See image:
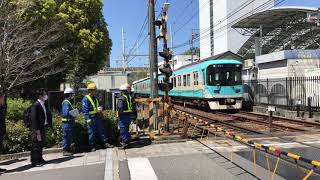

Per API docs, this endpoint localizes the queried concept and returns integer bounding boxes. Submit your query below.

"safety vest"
[86,95,99,115]
[61,99,73,122]
[122,94,133,113]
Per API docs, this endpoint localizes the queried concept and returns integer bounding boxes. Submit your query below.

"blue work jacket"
[81,95,99,121]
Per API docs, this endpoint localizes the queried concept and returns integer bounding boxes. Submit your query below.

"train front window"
[207,64,242,86]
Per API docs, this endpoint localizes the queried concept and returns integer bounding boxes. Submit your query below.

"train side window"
[173,77,177,87]
[187,74,191,86]
[183,75,187,87]
[178,75,181,86]
[193,71,199,85]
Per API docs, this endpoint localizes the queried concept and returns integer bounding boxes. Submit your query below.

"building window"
[178,75,181,87]
[187,74,191,86]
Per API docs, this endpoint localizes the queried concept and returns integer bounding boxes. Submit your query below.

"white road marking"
[128,158,158,180]
[104,149,113,180]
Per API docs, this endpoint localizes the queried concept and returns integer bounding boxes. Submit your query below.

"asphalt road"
[0,164,105,180]
[119,153,248,180]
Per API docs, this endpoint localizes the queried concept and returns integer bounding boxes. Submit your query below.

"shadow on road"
[3,155,83,174]
[0,158,27,166]
[128,138,152,149]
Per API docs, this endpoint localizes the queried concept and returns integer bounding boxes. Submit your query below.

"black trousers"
[0,133,3,154]
[31,129,45,164]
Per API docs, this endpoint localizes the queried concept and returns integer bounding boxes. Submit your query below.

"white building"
[86,72,128,91]
[199,0,274,59]
[256,50,320,79]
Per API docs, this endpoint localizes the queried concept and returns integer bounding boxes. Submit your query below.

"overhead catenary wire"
[173,0,286,53]
[173,0,260,50]
[127,0,165,64]
[173,0,210,36]
[171,0,195,26]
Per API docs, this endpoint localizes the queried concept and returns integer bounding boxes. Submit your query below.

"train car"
[133,59,243,110]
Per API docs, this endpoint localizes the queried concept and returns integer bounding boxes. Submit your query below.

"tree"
[0,0,112,119]
[32,0,112,89]
[182,47,200,57]
[0,0,65,95]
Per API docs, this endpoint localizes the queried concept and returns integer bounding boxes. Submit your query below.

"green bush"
[45,113,63,148]
[2,98,119,154]
[3,111,118,154]
[6,98,32,121]
[3,121,32,153]
[102,111,119,144]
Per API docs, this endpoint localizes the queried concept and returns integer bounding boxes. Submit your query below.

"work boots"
[89,145,96,152]
[119,142,129,149]
[63,150,74,156]
[105,143,115,148]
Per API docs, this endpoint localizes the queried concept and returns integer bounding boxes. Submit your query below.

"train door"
[193,71,195,97]
[193,71,198,98]
[201,69,205,98]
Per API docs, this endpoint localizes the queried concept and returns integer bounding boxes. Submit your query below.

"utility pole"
[157,2,173,132]
[170,24,174,70]
[190,29,198,63]
[122,28,127,72]
[149,0,159,131]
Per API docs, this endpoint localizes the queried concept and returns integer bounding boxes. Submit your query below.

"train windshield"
[207,64,242,86]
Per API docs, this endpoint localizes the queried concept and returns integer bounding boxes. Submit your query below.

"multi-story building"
[199,0,274,59]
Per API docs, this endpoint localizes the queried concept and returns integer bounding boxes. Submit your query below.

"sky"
[103,0,320,68]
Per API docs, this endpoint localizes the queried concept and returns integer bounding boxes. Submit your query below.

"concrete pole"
[122,28,126,72]
[149,0,159,131]
[191,31,194,63]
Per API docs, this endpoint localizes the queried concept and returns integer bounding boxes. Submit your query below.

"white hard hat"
[119,84,129,91]
[64,88,74,94]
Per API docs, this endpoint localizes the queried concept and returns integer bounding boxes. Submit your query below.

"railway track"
[172,104,320,135]
[170,104,320,178]
[239,111,320,130]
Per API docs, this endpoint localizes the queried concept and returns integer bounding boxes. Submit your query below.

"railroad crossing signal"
[156,2,173,92]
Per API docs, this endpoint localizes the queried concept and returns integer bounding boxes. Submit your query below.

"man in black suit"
[0,91,7,172]
[30,89,52,167]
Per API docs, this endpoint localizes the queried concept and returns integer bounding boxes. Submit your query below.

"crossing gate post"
[182,116,188,138]
[135,98,162,133]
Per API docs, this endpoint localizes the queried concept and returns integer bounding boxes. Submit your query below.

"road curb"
[0,148,63,160]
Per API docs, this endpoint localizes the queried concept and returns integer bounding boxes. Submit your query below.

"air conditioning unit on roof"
[244,59,254,68]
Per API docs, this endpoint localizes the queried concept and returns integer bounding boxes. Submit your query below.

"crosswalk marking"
[128,158,158,180]
[104,149,113,180]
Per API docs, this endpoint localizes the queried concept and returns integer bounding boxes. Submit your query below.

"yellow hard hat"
[87,83,97,90]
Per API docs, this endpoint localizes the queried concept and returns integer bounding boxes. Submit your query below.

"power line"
[174,0,286,52]
[173,0,210,36]
[171,0,195,26]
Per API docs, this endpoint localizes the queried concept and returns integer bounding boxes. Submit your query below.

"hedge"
[6,98,32,121]
[2,98,119,154]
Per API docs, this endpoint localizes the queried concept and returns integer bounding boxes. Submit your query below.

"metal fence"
[243,77,320,111]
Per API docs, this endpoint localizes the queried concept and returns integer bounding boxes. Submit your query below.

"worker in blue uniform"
[117,84,137,149]
[82,83,114,151]
[61,88,78,156]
